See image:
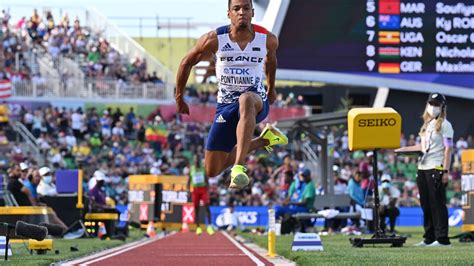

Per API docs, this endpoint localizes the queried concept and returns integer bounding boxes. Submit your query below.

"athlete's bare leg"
[204,136,268,177]
[234,92,263,165]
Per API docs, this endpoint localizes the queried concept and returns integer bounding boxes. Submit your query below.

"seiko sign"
[358,118,397,127]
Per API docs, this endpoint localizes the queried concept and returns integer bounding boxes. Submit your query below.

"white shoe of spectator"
[413,241,429,247]
[426,241,451,247]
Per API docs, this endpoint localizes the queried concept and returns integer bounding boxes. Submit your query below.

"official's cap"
[427,93,446,106]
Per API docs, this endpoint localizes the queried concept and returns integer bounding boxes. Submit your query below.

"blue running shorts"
[206,98,269,152]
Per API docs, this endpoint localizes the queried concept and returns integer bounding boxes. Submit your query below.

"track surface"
[74,232,273,266]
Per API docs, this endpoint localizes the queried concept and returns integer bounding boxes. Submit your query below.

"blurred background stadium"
[0,0,473,239]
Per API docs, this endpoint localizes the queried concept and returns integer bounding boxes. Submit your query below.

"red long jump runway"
[68,232,273,266]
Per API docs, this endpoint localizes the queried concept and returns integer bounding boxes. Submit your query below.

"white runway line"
[222,231,265,266]
[62,233,173,265]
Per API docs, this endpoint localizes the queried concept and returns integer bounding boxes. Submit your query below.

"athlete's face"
[228,0,254,29]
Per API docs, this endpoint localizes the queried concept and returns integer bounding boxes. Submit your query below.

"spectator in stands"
[455,137,468,157]
[100,110,112,139]
[71,108,84,140]
[65,130,77,148]
[19,162,29,182]
[296,95,305,105]
[45,11,54,33]
[333,167,349,195]
[276,170,293,200]
[87,170,102,191]
[378,174,401,234]
[7,165,34,206]
[60,36,72,55]
[274,169,315,220]
[31,109,44,138]
[448,181,462,207]
[150,161,161,175]
[2,9,11,28]
[89,132,102,153]
[271,155,294,192]
[112,121,125,141]
[37,166,58,196]
[61,13,69,29]
[23,168,40,201]
[125,107,136,135]
[22,109,34,132]
[16,16,26,30]
[216,205,241,232]
[348,171,364,207]
[6,165,68,231]
[112,108,123,125]
[148,71,162,84]
[323,168,350,233]
[340,163,352,182]
[88,171,109,210]
[348,171,364,227]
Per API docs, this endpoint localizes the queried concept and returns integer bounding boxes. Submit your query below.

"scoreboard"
[276,0,474,91]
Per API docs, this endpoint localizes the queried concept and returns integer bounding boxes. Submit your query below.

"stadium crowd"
[0,8,164,92]
[1,9,37,84]
[2,103,470,213]
[23,8,163,84]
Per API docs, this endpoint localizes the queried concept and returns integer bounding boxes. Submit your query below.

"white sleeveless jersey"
[215,24,268,104]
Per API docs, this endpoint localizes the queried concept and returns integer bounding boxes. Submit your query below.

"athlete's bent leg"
[234,92,263,165]
[205,150,230,177]
[225,137,268,167]
[228,93,264,189]
[205,137,269,178]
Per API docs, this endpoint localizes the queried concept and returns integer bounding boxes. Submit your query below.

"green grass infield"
[2,228,145,266]
[239,227,474,265]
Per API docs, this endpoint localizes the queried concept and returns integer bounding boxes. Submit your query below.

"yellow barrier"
[28,239,53,251]
[84,213,119,220]
[0,206,53,215]
[76,169,84,209]
[267,209,276,257]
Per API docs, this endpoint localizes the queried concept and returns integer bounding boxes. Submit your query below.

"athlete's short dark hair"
[228,0,253,9]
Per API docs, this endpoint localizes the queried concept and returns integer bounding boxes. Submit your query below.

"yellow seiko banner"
[348,107,402,151]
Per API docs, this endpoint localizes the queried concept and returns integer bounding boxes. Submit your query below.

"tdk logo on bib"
[221,43,234,51]
[224,68,250,75]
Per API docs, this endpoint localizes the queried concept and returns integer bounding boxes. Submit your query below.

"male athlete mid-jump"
[176,0,287,189]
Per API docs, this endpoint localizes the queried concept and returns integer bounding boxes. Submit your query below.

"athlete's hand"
[267,89,277,104]
[176,98,190,115]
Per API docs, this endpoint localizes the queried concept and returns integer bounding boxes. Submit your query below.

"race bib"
[193,173,205,184]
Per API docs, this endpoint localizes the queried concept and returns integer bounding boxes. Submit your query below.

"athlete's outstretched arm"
[176,31,217,114]
[265,32,279,104]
